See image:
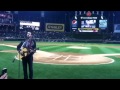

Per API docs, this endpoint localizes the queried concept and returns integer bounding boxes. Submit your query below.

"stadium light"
[101,16,103,19]
[74,11,78,20]
[75,16,77,19]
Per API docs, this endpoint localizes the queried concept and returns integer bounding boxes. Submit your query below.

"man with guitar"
[17,32,36,79]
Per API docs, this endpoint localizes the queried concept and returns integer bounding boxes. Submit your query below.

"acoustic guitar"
[17,47,39,59]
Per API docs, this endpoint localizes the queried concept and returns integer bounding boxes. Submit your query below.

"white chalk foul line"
[52,55,63,61]
[64,55,71,61]
[0,44,17,48]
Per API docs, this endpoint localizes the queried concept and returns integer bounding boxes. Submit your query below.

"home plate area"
[31,50,114,65]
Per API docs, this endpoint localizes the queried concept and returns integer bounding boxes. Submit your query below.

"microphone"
[13,58,15,63]
[12,56,16,63]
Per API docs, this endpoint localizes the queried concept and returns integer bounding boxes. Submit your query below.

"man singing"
[17,32,36,79]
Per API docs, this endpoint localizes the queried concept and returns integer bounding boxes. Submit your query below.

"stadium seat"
[0,68,8,79]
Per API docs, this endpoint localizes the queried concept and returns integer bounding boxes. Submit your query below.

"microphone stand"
[18,50,21,79]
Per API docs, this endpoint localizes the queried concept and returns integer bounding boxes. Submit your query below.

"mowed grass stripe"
[0,46,16,51]
[46,46,67,52]
[60,47,93,54]
[42,46,65,52]
[62,45,108,54]
[78,48,93,54]
[88,46,103,54]
[90,46,117,54]
[48,46,92,53]
[44,45,93,54]
[46,46,92,54]
[98,47,119,54]
[59,47,79,53]
[105,48,120,53]
[40,45,63,50]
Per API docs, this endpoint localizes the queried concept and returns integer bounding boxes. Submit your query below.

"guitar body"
[17,48,39,60]
[17,48,29,59]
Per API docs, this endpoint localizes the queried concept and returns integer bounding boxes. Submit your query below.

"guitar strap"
[20,41,26,50]
[20,39,30,50]
[29,39,32,49]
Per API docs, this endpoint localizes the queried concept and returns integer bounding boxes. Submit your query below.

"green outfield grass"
[0,41,120,79]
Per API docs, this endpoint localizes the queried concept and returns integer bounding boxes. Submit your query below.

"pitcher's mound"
[66,46,91,49]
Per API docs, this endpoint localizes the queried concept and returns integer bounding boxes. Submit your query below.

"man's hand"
[20,51,23,54]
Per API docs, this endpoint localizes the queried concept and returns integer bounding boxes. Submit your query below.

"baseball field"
[1,41,120,79]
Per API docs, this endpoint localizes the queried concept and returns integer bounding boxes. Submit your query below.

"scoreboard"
[71,11,108,32]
